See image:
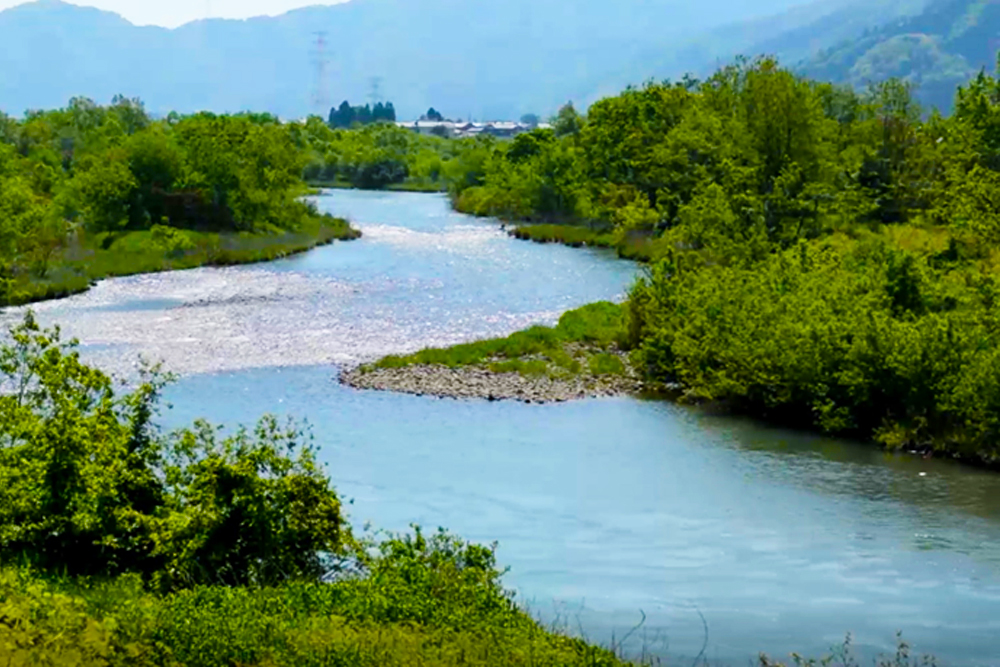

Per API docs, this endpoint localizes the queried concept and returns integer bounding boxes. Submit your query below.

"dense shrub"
[0,314,348,587]
[629,235,1000,463]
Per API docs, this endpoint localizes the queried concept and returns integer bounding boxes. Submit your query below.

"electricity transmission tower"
[310,32,332,118]
[368,76,384,106]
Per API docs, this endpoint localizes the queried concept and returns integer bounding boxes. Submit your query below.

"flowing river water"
[7,190,1000,665]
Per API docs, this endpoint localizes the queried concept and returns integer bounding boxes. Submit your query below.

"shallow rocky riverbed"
[340,363,645,403]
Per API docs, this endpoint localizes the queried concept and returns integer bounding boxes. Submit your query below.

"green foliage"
[509,223,615,249]
[553,102,584,137]
[372,302,628,382]
[0,528,627,666]
[0,97,362,305]
[296,120,458,191]
[630,230,1000,464]
[440,55,1000,462]
[0,314,349,587]
[329,100,397,128]
[0,317,630,666]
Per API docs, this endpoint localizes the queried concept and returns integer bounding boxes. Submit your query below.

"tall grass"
[510,224,616,249]
[0,541,630,667]
[5,216,359,307]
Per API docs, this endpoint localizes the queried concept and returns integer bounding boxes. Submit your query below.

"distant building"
[395,119,550,139]
[395,120,457,137]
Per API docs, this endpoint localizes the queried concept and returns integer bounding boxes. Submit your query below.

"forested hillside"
[0,0,878,120]
[589,0,928,106]
[801,0,1000,112]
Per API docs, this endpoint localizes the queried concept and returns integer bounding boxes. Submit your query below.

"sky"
[0,0,349,27]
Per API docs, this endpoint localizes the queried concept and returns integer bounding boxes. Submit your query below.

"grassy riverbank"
[376,301,626,374]
[505,223,671,262]
[4,215,360,307]
[307,179,446,193]
[345,302,648,403]
[1,559,626,667]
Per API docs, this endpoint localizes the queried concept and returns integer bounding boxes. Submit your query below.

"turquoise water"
[14,191,1000,665]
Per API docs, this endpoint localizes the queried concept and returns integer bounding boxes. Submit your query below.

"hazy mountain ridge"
[1,0,987,119]
[585,0,929,106]
[0,0,867,120]
[798,0,1000,111]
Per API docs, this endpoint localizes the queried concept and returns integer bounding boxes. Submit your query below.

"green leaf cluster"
[441,55,1000,461]
[295,118,462,191]
[0,314,348,589]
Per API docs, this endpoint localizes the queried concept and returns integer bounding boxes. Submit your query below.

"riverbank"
[4,215,360,307]
[306,179,445,193]
[341,302,656,403]
[450,190,662,261]
[507,223,666,262]
[2,563,630,667]
[341,346,644,403]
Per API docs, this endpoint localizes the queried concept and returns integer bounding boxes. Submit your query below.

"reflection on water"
[7,190,1000,665]
[161,368,1000,666]
[692,408,1000,537]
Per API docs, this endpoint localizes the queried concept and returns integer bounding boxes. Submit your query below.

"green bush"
[0,314,349,587]
[630,236,1000,463]
[375,302,625,373]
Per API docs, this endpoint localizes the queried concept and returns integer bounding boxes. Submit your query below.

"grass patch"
[510,224,616,249]
[371,302,629,380]
[588,353,626,376]
[0,529,631,667]
[307,179,446,193]
[507,224,677,263]
[4,215,360,307]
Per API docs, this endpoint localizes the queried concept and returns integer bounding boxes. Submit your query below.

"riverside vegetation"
[0,314,936,666]
[374,55,1000,468]
[342,302,647,403]
[0,313,630,667]
[0,74,957,665]
[0,98,359,306]
[298,117,466,192]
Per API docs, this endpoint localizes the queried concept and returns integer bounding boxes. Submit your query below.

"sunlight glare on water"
[0,191,637,376]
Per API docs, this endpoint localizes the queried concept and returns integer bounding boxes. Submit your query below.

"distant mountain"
[0,0,875,120]
[582,0,929,106]
[797,0,1000,112]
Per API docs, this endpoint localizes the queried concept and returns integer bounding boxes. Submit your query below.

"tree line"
[0,96,353,303]
[444,55,1000,465]
[328,100,398,128]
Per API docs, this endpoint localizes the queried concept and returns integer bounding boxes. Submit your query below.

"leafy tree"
[70,148,137,232]
[0,313,349,588]
[552,102,584,137]
[330,100,356,129]
[520,113,540,127]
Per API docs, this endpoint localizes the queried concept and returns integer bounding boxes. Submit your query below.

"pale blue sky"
[0,0,348,27]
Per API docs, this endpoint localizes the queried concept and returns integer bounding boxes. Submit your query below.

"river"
[9,190,1000,665]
